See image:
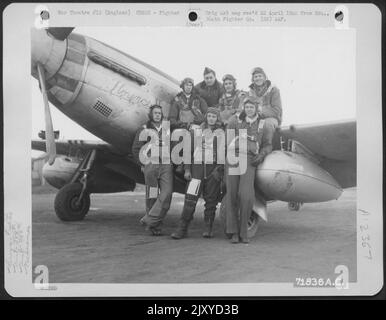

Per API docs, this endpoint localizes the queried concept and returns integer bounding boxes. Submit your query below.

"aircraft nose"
[31,28,67,80]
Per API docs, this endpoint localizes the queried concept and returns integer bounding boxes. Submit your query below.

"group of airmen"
[132,66,282,243]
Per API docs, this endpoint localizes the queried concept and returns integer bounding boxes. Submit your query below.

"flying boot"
[171,219,189,239]
[202,214,215,238]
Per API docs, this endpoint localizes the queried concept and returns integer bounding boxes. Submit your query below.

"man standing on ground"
[171,107,225,240]
[132,105,173,236]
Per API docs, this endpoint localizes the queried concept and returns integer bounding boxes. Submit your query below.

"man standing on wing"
[132,105,173,236]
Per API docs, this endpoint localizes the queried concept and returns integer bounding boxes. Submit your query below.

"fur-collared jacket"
[169,92,208,130]
[194,80,224,108]
[227,114,273,158]
[218,90,247,124]
[248,80,282,124]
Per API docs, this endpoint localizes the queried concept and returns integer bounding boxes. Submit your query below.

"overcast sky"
[32,26,355,144]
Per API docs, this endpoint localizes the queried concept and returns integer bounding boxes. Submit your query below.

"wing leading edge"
[279,119,356,161]
[31,139,122,156]
[279,119,356,188]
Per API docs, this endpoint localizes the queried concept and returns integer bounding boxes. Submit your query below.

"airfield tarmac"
[32,186,356,283]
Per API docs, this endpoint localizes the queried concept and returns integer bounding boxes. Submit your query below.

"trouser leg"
[180,193,200,223]
[172,193,198,239]
[202,165,221,237]
[145,186,157,214]
[238,159,256,240]
[203,172,221,238]
[171,193,198,239]
[203,165,221,220]
[181,164,203,221]
[146,164,173,229]
[171,165,203,239]
[141,164,158,225]
[225,166,240,236]
[262,117,278,145]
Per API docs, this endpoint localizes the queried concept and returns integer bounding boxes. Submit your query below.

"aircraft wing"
[31,138,188,193]
[279,119,356,188]
[31,139,123,156]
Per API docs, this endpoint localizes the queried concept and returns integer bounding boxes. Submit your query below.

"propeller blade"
[37,63,56,165]
[46,27,74,41]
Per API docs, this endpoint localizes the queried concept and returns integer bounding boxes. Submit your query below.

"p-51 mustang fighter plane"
[31,27,356,237]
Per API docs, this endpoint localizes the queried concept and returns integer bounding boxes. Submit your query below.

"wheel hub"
[70,196,82,211]
[248,213,258,229]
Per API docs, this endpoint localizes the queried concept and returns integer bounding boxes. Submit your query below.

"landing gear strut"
[54,150,96,221]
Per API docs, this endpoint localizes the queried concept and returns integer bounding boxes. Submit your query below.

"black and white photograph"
[3,3,383,298]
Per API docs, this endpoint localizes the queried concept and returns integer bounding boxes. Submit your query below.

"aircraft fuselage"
[32,29,180,154]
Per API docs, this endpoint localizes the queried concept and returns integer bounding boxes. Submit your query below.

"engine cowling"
[256,151,342,203]
[43,156,80,189]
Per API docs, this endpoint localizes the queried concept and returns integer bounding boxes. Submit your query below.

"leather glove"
[251,154,265,167]
[211,166,224,181]
[189,124,201,131]
[175,164,185,174]
[184,169,192,181]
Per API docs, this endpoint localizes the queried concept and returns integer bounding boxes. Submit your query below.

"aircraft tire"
[219,199,261,238]
[54,182,90,221]
[247,212,260,238]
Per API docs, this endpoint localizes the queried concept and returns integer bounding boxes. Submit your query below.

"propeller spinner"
[46,27,74,41]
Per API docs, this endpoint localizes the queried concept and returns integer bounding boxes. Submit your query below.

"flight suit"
[169,92,208,173]
[142,163,173,230]
[171,122,225,239]
[169,92,208,130]
[248,80,282,140]
[179,164,223,231]
[225,115,272,241]
[218,90,246,125]
[132,121,173,234]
